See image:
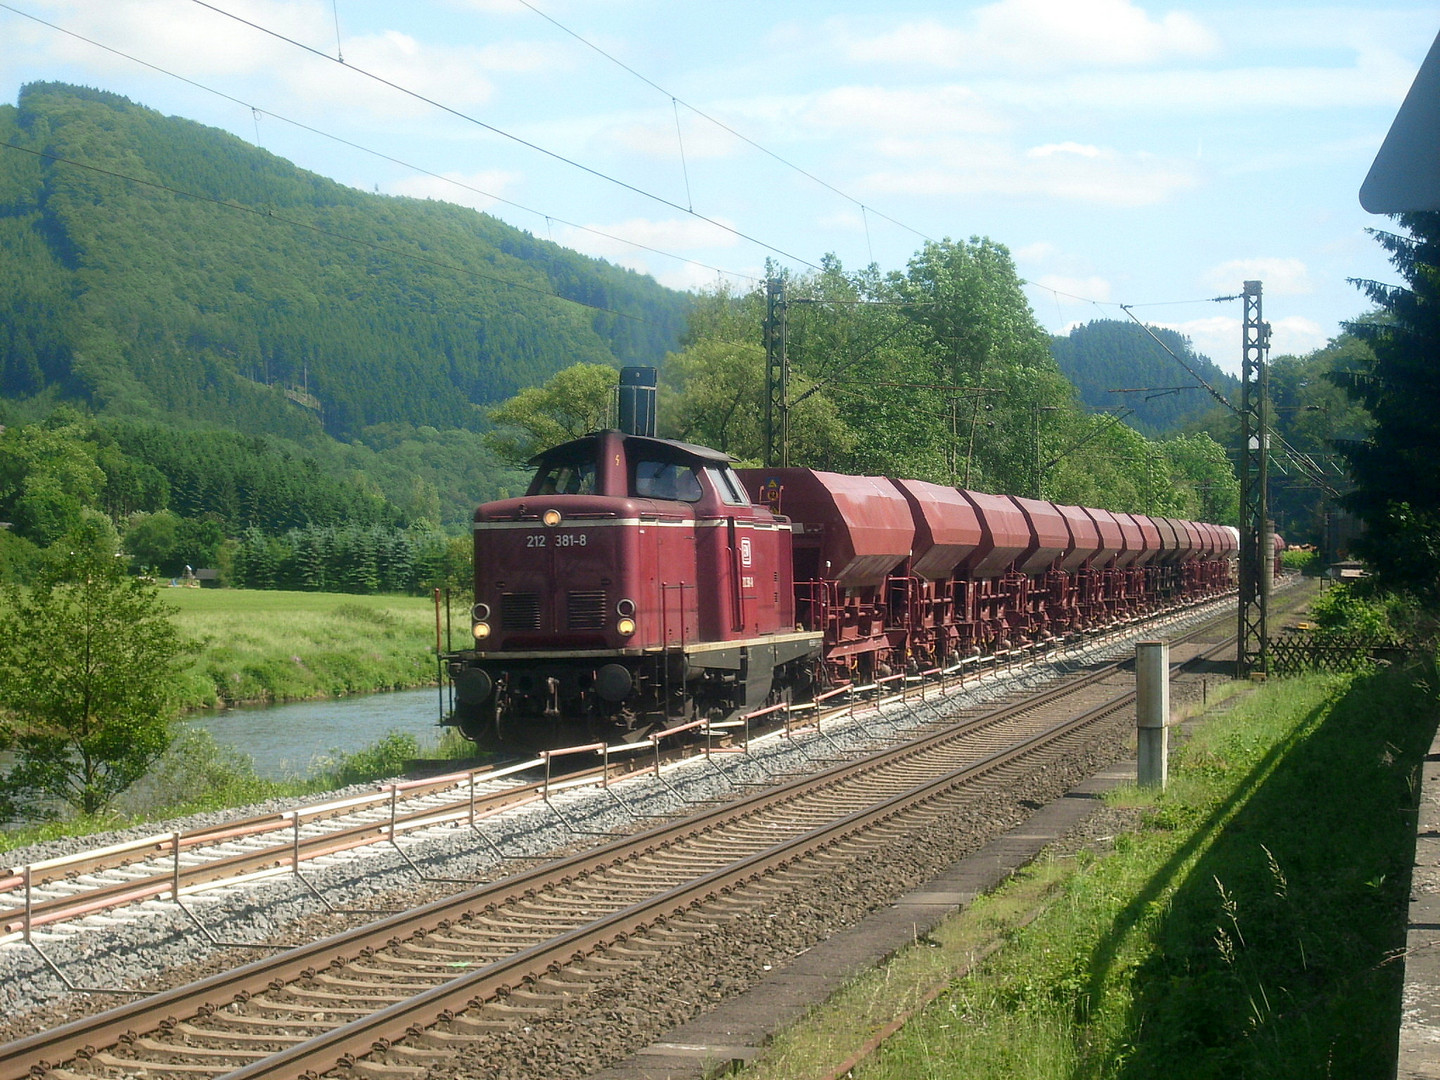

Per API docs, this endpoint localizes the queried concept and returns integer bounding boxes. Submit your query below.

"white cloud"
[862,138,1196,207]
[283,31,496,117]
[802,85,1007,137]
[651,262,759,295]
[993,51,1417,115]
[553,216,741,266]
[1027,142,1103,159]
[546,217,755,293]
[1013,241,1057,263]
[16,1,546,122]
[454,0,530,14]
[386,169,522,211]
[839,0,1218,72]
[1152,314,1330,375]
[1269,316,1330,358]
[1201,258,1314,297]
[1154,316,1239,372]
[27,0,320,80]
[604,115,739,162]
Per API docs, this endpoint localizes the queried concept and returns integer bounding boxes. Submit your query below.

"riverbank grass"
[166,589,447,708]
[744,664,1437,1080]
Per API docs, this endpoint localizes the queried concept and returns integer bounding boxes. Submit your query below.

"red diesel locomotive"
[446,428,822,746]
[444,410,1245,749]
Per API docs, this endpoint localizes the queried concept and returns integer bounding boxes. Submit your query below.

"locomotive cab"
[446,430,821,747]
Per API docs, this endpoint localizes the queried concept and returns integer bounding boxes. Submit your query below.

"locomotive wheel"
[456,705,499,749]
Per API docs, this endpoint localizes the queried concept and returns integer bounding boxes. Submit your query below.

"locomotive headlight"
[616,617,636,637]
[542,508,562,527]
[472,621,491,640]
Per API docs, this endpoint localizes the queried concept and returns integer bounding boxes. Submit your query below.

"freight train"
[443,395,1259,749]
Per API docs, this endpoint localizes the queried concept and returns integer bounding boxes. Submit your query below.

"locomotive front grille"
[567,590,607,630]
[500,592,541,631]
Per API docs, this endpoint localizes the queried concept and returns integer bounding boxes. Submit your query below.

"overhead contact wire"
[512,0,934,246]
[188,0,822,271]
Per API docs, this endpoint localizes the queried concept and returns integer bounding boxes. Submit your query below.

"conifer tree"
[1340,212,1440,604]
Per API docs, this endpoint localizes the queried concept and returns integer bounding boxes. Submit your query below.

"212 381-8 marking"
[527,533,587,548]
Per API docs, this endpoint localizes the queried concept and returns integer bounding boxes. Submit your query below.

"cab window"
[530,459,597,496]
[634,459,702,502]
[705,466,750,507]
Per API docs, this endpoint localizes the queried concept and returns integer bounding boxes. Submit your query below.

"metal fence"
[1269,631,1418,676]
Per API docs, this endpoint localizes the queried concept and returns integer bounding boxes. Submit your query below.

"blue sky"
[1,0,1435,373]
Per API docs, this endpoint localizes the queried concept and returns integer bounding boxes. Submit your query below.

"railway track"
[0,595,1233,948]
[0,599,1240,1080]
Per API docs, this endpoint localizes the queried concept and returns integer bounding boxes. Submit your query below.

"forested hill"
[0,82,691,440]
[1050,319,1240,436]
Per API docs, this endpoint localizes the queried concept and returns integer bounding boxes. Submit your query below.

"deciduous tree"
[0,525,191,819]
[484,363,618,465]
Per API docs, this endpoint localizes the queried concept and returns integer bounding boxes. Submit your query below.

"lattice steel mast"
[1237,280,1272,678]
[764,278,790,467]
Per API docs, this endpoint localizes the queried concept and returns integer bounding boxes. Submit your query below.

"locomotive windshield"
[633,459,703,502]
[530,458,597,496]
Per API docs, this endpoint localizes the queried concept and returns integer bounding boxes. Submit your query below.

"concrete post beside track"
[1136,641,1169,789]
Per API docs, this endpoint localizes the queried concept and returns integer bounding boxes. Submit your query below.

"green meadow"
[164,588,457,709]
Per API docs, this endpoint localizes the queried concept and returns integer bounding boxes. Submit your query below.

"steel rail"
[0,594,1232,937]
[221,691,1134,1080]
[0,779,554,935]
[0,617,1234,1080]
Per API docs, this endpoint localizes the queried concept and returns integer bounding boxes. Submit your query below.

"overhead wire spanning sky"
[0,0,1433,374]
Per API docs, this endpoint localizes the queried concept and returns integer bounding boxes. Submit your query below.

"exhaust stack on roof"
[618,366,657,437]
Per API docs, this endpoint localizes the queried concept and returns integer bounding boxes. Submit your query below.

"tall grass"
[746,663,1437,1080]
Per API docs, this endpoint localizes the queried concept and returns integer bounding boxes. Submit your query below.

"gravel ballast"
[0,600,1234,1053]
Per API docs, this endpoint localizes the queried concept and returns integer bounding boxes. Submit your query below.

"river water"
[183,687,450,778]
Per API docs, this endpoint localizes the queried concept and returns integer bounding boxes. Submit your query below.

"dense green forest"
[0,409,468,590]
[1194,333,1373,550]
[0,82,688,526]
[1049,320,1241,436]
[0,83,689,432]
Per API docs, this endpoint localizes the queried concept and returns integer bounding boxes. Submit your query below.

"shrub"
[311,731,419,787]
[1309,583,1393,636]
